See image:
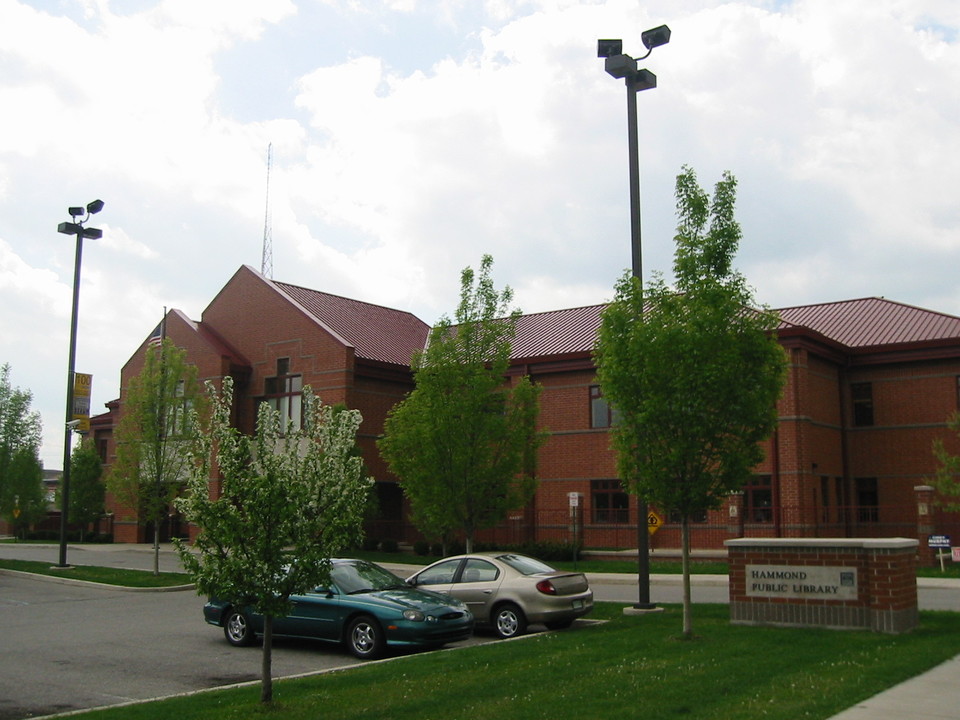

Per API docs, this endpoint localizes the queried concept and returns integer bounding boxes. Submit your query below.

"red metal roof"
[777,297,960,349]
[508,296,960,362]
[274,281,429,367]
[511,305,605,360]
[270,268,960,366]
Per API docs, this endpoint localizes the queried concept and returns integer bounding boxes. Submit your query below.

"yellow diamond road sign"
[647,510,663,535]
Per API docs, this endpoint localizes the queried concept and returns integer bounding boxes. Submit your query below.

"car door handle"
[483,590,493,594]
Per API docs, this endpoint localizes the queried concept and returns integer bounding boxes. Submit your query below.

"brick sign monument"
[726,537,918,634]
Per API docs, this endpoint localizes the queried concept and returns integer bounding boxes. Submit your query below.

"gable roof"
[273,281,429,367]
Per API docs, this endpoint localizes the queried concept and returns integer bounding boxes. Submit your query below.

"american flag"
[147,320,164,348]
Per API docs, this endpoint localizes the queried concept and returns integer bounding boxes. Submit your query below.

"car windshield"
[496,554,556,575]
[331,560,406,594]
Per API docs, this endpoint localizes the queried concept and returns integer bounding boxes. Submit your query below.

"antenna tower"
[261,143,274,278]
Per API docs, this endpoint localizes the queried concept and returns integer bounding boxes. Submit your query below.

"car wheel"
[347,615,385,659]
[545,619,575,630]
[223,609,254,647]
[494,603,527,639]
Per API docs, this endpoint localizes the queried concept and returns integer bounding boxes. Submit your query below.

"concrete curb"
[0,568,195,592]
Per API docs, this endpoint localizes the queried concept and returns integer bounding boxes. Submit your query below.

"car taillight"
[536,580,557,595]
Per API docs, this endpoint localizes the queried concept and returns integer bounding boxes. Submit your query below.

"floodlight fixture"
[604,54,638,79]
[87,199,104,214]
[641,25,671,51]
[82,227,102,239]
[58,222,81,235]
[69,206,85,218]
[632,68,657,92]
[597,39,623,58]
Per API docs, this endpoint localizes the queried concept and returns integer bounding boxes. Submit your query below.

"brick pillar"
[726,491,744,538]
[915,485,936,567]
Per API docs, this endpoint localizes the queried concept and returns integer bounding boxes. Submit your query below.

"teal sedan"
[203,559,474,659]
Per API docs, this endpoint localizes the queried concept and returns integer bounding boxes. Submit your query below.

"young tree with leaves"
[931,415,960,510]
[108,339,204,573]
[596,166,787,639]
[0,364,43,527]
[67,438,105,541]
[175,377,372,704]
[378,255,543,552]
[5,446,45,538]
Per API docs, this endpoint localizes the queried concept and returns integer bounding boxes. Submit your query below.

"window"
[165,379,191,437]
[851,382,874,427]
[459,558,499,583]
[855,477,879,522]
[667,509,707,523]
[413,559,460,586]
[590,385,619,428]
[820,476,831,523]
[263,358,303,432]
[591,479,629,523]
[744,475,773,523]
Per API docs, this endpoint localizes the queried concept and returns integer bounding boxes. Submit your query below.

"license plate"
[572,599,583,609]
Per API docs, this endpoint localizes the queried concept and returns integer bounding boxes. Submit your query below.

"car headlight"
[403,609,425,622]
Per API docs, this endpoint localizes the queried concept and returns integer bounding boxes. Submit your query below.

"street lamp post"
[56,199,104,568]
[598,26,670,610]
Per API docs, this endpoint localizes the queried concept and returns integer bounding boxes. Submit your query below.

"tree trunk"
[152,522,160,576]
[261,615,273,703]
[681,515,693,639]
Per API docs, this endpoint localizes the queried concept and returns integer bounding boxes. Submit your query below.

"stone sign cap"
[724,537,918,550]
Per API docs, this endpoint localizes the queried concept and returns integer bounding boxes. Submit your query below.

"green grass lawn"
[0,558,191,587]
[65,603,960,720]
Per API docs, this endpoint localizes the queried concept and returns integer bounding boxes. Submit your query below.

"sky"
[1,0,958,470]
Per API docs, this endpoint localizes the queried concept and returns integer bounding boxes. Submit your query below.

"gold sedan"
[407,552,593,638]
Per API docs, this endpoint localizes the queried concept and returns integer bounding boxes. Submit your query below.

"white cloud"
[1,0,958,467]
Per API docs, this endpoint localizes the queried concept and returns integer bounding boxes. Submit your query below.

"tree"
[0,363,43,525]
[378,255,543,552]
[108,339,204,574]
[931,415,960,510]
[174,377,372,704]
[67,439,105,541]
[5,446,45,538]
[595,166,787,639]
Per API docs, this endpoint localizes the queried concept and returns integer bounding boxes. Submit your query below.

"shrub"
[413,540,431,556]
[380,538,399,553]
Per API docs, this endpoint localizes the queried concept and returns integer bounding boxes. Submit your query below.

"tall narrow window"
[820,475,831,523]
[851,382,874,427]
[263,358,303,432]
[590,385,619,428]
[591,479,629,523]
[744,475,773,523]
[855,477,879,522]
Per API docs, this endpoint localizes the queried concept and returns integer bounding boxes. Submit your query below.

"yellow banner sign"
[72,372,92,433]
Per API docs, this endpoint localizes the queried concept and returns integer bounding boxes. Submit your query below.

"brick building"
[95,265,960,552]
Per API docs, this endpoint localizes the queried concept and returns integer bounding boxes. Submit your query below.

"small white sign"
[567,492,580,508]
[746,565,858,601]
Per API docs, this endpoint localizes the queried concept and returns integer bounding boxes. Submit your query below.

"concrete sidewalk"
[3,542,959,719]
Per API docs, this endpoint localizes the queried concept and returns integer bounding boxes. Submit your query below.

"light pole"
[598,26,670,610]
[56,199,104,568]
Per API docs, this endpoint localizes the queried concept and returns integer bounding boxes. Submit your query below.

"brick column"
[915,485,936,567]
